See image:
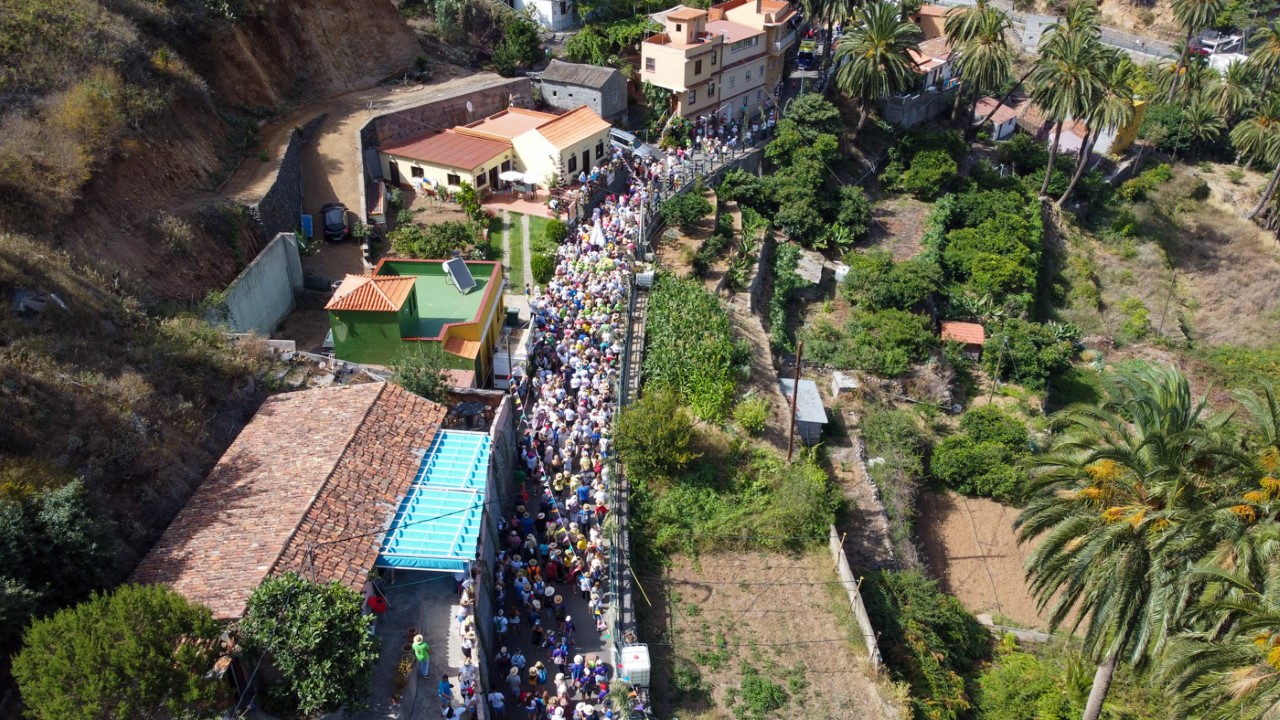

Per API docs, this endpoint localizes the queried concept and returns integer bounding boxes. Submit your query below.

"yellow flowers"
[1087,459,1123,483]
[1079,487,1104,501]
[1267,646,1280,672]
[1231,505,1259,524]
[1102,507,1125,523]
[1244,491,1266,504]
[1262,475,1280,494]
[1261,448,1280,473]
[1255,633,1273,648]
[1129,508,1147,527]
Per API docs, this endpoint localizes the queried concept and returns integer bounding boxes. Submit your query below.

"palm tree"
[1183,98,1227,149]
[833,1,920,134]
[1168,0,1227,101]
[947,2,1014,127]
[1057,49,1134,205]
[1018,365,1242,720]
[1030,27,1103,197]
[1213,60,1258,120]
[1248,19,1280,96]
[1230,94,1280,220]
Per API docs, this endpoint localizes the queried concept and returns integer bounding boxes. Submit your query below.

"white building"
[513,0,577,31]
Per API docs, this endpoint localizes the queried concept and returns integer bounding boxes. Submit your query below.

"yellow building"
[1110,99,1147,155]
[641,0,798,121]
[378,106,612,191]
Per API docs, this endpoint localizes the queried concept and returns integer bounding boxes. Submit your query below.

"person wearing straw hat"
[412,634,431,678]
[507,666,522,696]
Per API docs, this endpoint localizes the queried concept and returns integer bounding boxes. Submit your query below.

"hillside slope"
[1,0,420,301]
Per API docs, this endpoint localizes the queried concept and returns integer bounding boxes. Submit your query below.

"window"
[411,166,424,178]
[687,89,696,104]
[447,173,461,186]
[695,59,703,74]
[645,57,655,72]
[708,81,715,95]
[711,53,716,65]
[756,89,762,101]
[759,64,764,77]
[569,155,577,173]
[730,36,759,53]
[676,23,682,31]
[552,90,558,97]
[728,75,736,88]
[745,68,751,80]
[596,140,604,158]
[560,1,567,13]
[477,171,487,186]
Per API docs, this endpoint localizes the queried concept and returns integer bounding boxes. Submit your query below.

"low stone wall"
[245,115,326,241]
[363,79,535,148]
[827,525,885,672]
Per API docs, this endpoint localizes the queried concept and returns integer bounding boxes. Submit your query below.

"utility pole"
[787,341,803,463]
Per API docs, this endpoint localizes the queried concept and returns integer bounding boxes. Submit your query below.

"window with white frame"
[645,57,655,71]
[687,89,696,104]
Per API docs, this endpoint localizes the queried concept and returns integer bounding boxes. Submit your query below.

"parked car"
[321,203,349,242]
[609,128,661,159]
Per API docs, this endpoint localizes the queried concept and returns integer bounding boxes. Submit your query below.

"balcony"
[771,30,796,54]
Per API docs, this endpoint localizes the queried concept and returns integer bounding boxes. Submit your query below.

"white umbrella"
[499,170,525,182]
[521,171,544,185]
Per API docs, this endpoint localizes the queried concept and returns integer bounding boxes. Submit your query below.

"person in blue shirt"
[437,675,454,709]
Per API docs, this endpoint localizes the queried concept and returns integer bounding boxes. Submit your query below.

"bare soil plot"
[640,551,900,720]
[917,490,1049,630]
[862,196,933,261]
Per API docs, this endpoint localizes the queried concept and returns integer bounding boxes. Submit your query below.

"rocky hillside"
[0,0,420,301]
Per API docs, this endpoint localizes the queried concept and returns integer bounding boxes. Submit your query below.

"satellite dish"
[466,100,474,113]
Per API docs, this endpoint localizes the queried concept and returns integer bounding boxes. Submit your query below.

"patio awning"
[377,430,491,572]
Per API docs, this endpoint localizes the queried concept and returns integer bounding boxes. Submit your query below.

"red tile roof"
[444,336,482,360]
[325,275,417,312]
[975,97,1020,125]
[668,6,707,20]
[381,129,511,171]
[941,321,986,346]
[536,106,612,150]
[130,383,446,620]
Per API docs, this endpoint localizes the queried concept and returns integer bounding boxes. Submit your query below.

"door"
[389,160,402,187]
[489,167,499,189]
[582,149,590,173]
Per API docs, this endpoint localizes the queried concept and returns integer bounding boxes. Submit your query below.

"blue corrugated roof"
[377,430,491,572]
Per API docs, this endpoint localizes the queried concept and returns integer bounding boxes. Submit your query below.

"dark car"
[321,203,349,242]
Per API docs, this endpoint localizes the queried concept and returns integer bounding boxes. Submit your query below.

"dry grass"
[639,550,903,720]
[862,196,933,261]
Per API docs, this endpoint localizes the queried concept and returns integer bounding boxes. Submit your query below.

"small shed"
[778,378,827,445]
[941,321,986,359]
[539,60,628,122]
[974,97,1020,141]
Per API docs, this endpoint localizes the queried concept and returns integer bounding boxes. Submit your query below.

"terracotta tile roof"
[917,36,952,60]
[445,369,476,388]
[975,97,1020,125]
[130,383,446,620]
[381,129,510,171]
[534,106,612,150]
[273,384,447,591]
[941,321,986,346]
[444,336,482,359]
[325,275,416,312]
[461,108,560,142]
[668,6,707,20]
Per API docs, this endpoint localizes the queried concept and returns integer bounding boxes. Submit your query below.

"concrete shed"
[778,378,827,445]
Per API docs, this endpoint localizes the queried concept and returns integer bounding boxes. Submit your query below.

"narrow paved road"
[520,213,534,291]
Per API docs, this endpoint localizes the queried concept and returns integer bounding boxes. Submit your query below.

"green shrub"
[391,343,451,404]
[543,218,568,245]
[861,570,989,720]
[738,666,789,719]
[931,406,1028,500]
[769,243,808,351]
[12,585,226,719]
[983,319,1077,390]
[842,250,941,311]
[531,252,555,284]
[862,409,927,560]
[389,220,474,258]
[1227,167,1245,184]
[1117,296,1151,342]
[976,650,1073,720]
[660,189,713,232]
[835,184,872,240]
[491,17,543,77]
[733,394,769,435]
[997,133,1049,176]
[1118,163,1174,202]
[615,390,702,486]
[901,149,958,200]
[804,310,935,377]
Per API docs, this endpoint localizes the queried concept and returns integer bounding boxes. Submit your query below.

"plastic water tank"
[618,644,651,687]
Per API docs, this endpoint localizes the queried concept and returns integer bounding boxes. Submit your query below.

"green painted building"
[326,259,506,382]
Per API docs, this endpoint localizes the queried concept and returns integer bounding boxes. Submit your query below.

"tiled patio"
[482,189,555,219]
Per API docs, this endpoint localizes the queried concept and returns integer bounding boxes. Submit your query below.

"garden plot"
[639,551,900,720]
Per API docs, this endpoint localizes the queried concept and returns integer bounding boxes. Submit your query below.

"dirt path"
[520,213,534,290]
[501,210,512,271]
[222,69,513,223]
[828,433,897,570]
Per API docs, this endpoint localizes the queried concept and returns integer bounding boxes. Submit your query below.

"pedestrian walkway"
[520,214,534,291]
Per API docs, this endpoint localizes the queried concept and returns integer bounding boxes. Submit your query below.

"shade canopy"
[499,170,526,181]
[521,171,544,185]
[377,430,491,572]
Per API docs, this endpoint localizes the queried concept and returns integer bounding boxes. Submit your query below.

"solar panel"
[443,257,477,294]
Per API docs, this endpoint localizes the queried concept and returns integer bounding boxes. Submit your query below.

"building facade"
[326,259,506,380]
[540,60,628,121]
[513,0,577,31]
[378,106,612,191]
[641,0,798,121]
